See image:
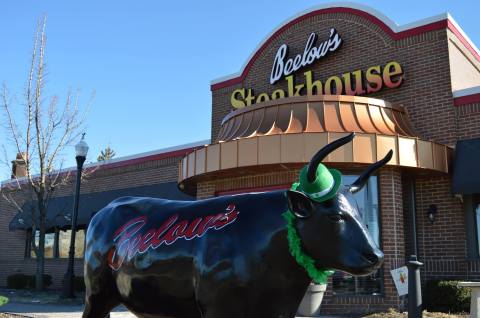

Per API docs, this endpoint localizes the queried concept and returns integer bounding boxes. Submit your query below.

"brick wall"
[455,102,480,140]
[0,154,184,288]
[197,151,480,314]
[209,9,480,312]
[415,175,467,281]
[211,12,455,146]
[320,167,406,314]
[0,191,32,286]
[198,166,406,314]
[1,6,479,315]
[402,174,416,259]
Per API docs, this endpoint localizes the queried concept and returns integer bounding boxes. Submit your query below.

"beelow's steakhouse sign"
[230,28,404,109]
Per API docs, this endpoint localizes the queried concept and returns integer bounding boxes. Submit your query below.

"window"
[27,229,85,259]
[58,229,85,258]
[332,175,382,296]
[476,203,480,255]
[465,194,480,258]
[30,231,55,259]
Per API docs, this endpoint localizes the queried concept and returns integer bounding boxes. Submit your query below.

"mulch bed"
[363,309,468,318]
[0,292,469,318]
[4,310,466,318]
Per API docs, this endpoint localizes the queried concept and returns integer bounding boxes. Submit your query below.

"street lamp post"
[62,135,89,298]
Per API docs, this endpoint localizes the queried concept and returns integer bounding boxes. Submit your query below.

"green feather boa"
[283,183,334,284]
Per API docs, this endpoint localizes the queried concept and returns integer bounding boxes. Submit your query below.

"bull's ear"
[286,190,314,218]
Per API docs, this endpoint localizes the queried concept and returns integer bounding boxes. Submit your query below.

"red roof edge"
[447,20,480,62]
[211,7,475,91]
[454,93,480,107]
[97,147,199,171]
[1,146,202,188]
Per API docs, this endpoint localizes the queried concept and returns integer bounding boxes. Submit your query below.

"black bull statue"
[83,133,392,318]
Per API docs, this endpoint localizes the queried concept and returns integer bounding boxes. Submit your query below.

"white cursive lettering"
[269,28,342,85]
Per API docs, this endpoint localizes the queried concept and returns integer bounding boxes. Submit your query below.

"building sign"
[230,28,404,109]
[270,28,342,84]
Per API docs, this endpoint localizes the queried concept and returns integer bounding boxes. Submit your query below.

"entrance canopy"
[452,138,480,194]
[179,95,452,192]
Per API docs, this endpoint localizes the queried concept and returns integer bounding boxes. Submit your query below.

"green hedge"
[424,280,471,312]
[7,274,52,290]
[60,276,86,292]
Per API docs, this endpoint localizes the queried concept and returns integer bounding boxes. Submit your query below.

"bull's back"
[86,196,240,269]
[84,192,288,317]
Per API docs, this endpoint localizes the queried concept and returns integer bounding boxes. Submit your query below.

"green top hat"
[296,163,342,202]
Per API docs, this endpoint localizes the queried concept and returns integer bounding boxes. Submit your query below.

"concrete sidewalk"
[0,302,136,317]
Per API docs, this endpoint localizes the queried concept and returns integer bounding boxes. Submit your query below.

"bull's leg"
[83,292,119,318]
[83,268,119,318]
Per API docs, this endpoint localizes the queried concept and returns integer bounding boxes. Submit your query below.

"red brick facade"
[455,102,480,140]
[0,152,190,289]
[212,14,457,145]
[207,4,480,314]
[1,4,480,316]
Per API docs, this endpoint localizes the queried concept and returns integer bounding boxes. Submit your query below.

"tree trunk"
[35,200,46,291]
[35,229,45,291]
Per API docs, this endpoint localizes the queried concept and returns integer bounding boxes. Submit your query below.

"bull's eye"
[328,214,344,222]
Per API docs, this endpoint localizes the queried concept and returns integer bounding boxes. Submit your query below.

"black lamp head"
[427,204,437,224]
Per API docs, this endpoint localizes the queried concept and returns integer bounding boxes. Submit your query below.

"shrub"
[61,276,86,292]
[424,280,470,313]
[26,274,52,289]
[74,276,86,292]
[6,274,52,290]
[7,274,29,289]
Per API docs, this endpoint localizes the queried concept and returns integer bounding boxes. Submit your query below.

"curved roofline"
[1,139,210,186]
[211,2,479,91]
[453,86,480,106]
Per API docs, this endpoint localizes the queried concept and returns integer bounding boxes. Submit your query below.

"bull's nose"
[377,250,384,263]
[363,250,384,264]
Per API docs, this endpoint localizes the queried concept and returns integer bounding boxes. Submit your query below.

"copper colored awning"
[217,95,417,142]
[179,95,452,188]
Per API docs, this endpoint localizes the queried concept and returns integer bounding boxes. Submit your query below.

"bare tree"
[97,146,116,162]
[0,16,90,290]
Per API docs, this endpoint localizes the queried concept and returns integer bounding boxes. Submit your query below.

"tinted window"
[332,175,382,295]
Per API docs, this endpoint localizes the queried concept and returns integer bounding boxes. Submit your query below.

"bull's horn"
[349,150,393,194]
[307,133,355,183]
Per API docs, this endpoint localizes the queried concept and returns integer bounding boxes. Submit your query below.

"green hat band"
[308,178,334,199]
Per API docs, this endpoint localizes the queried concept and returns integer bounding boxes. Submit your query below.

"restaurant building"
[1,2,480,315]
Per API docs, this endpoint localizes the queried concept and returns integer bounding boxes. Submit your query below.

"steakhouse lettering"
[231,61,404,108]
[107,204,240,270]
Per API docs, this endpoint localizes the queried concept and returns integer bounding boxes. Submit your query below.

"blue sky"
[0,0,478,180]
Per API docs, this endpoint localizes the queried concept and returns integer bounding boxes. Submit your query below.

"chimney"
[11,153,27,179]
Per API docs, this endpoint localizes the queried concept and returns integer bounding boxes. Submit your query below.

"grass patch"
[0,296,8,306]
